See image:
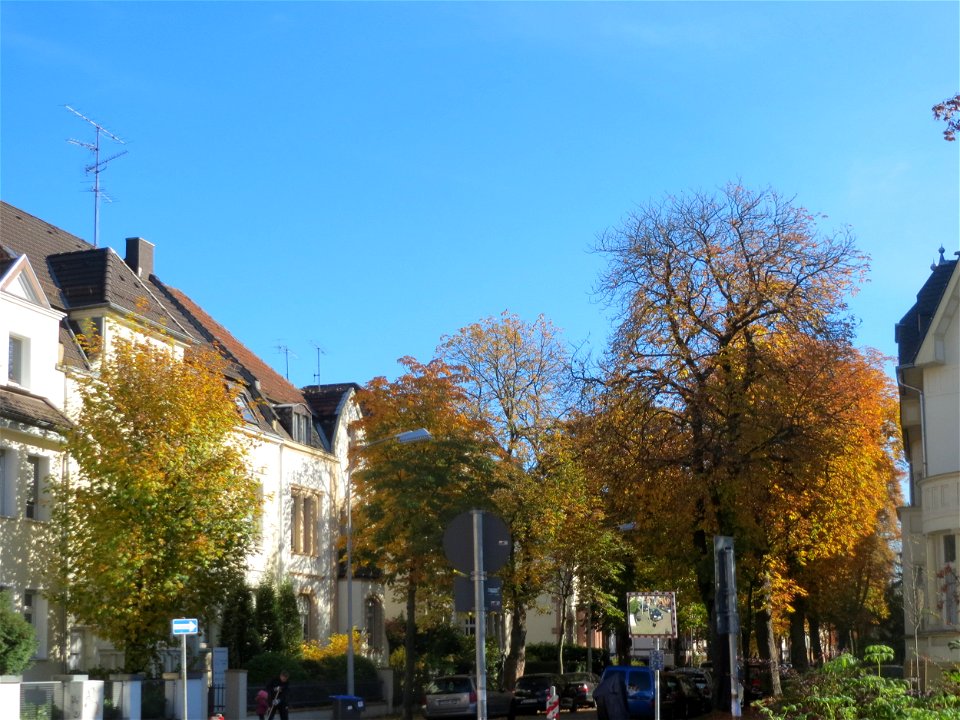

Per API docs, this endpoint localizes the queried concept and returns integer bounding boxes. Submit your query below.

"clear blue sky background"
[3,1,958,388]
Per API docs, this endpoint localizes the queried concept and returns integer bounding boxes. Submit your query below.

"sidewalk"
[237,700,394,720]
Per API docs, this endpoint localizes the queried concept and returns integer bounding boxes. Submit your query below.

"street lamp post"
[346,427,432,697]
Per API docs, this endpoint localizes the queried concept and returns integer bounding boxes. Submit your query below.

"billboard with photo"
[627,591,677,638]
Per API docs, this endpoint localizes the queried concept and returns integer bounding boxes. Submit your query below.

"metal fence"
[209,682,226,716]
[19,682,57,720]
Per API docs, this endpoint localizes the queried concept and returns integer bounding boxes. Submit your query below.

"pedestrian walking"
[265,671,290,720]
[255,688,270,720]
[593,671,629,720]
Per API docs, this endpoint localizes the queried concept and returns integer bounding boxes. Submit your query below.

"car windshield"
[517,677,553,690]
[427,678,472,695]
[564,673,594,682]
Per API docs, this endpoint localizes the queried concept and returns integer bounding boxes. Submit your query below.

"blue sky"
[2,1,958,388]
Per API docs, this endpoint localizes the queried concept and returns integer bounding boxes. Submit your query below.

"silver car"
[422,675,513,719]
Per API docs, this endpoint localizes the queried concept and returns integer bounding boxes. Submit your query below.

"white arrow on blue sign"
[171,618,199,636]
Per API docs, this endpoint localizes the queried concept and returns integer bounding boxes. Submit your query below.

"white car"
[422,675,513,719]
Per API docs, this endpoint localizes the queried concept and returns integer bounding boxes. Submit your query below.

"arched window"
[364,596,385,654]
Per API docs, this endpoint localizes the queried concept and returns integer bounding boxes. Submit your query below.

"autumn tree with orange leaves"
[352,357,500,720]
[48,335,260,672]
[582,184,899,705]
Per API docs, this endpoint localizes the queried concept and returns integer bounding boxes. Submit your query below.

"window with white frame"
[8,335,27,386]
[293,410,311,445]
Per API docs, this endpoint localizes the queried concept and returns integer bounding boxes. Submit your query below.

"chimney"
[125,237,155,279]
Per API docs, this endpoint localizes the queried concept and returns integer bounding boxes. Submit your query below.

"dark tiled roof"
[1,202,92,306]
[2,201,354,451]
[58,321,90,370]
[0,386,72,431]
[896,257,959,366]
[1,202,195,340]
[303,383,359,447]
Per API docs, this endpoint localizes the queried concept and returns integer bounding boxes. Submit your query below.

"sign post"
[172,618,199,720]
[627,592,677,720]
[443,510,511,720]
[714,537,741,718]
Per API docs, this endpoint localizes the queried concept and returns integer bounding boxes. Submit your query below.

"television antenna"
[311,343,326,385]
[66,105,128,247]
[275,343,297,381]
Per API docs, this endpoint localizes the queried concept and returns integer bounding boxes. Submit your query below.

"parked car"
[561,672,599,712]
[422,675,513,719]
[660,672,709,718]
[597,666,656,720]
[670,668,712,711]
[510,673,569,718]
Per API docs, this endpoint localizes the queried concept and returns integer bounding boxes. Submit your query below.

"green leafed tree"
[0,590,36,675]
[49,334,261,672]
[219,580,261,668]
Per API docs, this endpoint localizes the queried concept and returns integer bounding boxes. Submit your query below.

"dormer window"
[293,410,311,444]
[236,393,258,425]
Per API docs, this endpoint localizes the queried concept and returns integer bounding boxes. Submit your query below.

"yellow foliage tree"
[48,334,260,671]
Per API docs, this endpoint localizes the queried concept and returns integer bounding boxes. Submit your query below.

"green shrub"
[0,589,36,675]
[758,645,960,720]
[246,652,306,683]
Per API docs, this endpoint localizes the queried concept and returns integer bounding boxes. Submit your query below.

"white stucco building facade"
[896,248,960,680]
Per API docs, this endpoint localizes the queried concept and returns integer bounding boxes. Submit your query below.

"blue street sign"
[651,650,665,671]
[171,618,199,636]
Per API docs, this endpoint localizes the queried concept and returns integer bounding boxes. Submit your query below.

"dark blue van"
[597,666,656,720]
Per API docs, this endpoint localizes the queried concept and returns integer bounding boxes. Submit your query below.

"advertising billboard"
[627,591,677,638]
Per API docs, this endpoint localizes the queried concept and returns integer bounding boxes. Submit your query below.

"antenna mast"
[66,105,127,247]
[311,343,326,385]
[275,344,297,381]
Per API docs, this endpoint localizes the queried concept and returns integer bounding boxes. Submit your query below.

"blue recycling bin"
[331,694,365,719]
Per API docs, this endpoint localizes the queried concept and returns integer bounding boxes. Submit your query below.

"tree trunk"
[403,582,417,720]
[503,603,527,690]
[788,597,809,671]
[557,601,567,675]
[754,582,782,697]
[808,615,824,666]
[693,533,733,713]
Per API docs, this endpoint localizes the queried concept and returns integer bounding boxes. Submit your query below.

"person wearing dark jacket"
[593,671,629,720]
[266,671,290,720]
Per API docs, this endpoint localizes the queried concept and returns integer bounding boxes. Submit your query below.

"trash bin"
[331,694,365,720]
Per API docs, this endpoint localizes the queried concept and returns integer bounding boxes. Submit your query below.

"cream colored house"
[896,247,960,679]
[0,201,365,679]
